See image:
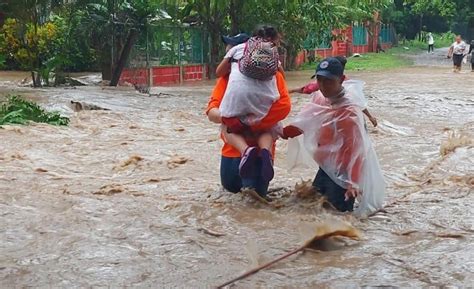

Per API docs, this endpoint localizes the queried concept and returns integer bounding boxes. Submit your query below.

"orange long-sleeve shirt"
[205,72,291,157]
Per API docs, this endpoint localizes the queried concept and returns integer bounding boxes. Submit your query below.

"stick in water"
[216,244,307,288]
[216,220,361,288]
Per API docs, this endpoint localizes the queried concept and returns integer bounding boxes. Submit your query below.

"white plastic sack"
[288,81,385,217]
[219,44,279,126]
[286,135,318,171]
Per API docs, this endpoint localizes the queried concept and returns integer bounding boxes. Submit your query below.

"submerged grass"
[0,95,69,126]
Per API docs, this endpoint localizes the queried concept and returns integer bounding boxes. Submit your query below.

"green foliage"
[0,95,69,126]
[400,31,457,50]
[300,50,412,71]
[385,0,472,39]
[406,0,456,18]
[0,16,67,85]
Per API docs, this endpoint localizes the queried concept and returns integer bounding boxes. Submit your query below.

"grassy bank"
[299,32,456,72]
[299,50,412,71]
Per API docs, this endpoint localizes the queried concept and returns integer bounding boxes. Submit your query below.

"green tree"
[80,0,169,86]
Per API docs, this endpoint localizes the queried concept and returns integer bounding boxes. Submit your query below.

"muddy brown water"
[0,65,473,288]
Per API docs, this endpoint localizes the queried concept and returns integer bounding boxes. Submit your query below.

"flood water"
[1,62,473,287]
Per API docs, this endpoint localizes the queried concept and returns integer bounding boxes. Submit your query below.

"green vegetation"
[0,0,471,82]
[0,95,69,126]
[399,31,457,51]
[0,0,392,82]
[301,30,458,72]
[300,51,412,72]
[344,53,412,71]
[382,0,472,41]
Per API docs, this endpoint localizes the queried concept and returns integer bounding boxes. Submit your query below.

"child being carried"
[216,25,283,182]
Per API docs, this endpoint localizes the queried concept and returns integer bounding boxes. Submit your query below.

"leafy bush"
[0,95,69,126]
[401,31,457,50]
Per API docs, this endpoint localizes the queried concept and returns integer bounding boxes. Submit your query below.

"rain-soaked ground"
[1,52,473,288]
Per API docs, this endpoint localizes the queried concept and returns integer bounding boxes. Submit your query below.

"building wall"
[120,64,208,86]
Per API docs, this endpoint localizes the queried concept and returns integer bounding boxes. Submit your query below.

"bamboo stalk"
[216,244,307,289]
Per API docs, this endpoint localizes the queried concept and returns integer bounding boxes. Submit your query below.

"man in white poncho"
[282,57,385,216]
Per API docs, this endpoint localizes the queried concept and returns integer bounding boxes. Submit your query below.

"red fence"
[120,64,208,86]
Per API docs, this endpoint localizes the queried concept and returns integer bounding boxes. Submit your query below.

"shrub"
[0,95,69,126]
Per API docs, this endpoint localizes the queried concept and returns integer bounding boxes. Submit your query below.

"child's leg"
[258,132,275,182]
[222,125,259,178]
[222,126,248,155]
[258,132,273,151]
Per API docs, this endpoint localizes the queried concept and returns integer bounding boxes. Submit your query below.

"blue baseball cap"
[313,57,344,79]
[221,33,250,46]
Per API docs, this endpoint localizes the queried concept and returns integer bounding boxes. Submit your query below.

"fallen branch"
[216,220,361,288]
[198,227,226,237]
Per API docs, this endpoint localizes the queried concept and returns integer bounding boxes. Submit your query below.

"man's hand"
[344,184,361,201]
[369,116,378,127]
[281,125,303,139]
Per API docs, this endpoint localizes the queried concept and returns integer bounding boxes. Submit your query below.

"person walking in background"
[468,40,474,72]
[376,34,385,53]
[447,35,467,72]
[427,32,434,54]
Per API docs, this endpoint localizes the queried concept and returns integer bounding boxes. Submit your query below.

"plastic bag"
[219,44,279,126]
[310,79,368,110]
[286,135,318,171]
[287,81,385,217]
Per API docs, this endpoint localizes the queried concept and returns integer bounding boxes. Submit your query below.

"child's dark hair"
[253,24,279,41]
[335,56,347,69]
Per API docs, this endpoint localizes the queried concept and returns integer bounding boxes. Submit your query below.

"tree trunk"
[418,15,423,41]
[110,29,139,87]
[286,46,297,70]
[31,71,38,87]
[229,0,243,35]
[208,28,220,79]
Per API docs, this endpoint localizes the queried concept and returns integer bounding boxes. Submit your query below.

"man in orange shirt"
[206,72,291,198]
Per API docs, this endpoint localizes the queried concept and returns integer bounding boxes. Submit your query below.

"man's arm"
[207,108,222,124]
[363,108,377,127]
[216,58,231,78]
[205,76,228,122]
[289,87,304,94]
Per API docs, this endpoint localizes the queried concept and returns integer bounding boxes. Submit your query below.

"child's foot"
[239,147,258,178]
[260,148,274,182]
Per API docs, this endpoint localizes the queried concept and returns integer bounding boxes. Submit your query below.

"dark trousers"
[220,156,269,197]
[453,54,463,67]
[428,44,434,52]
[312,168,354,212]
